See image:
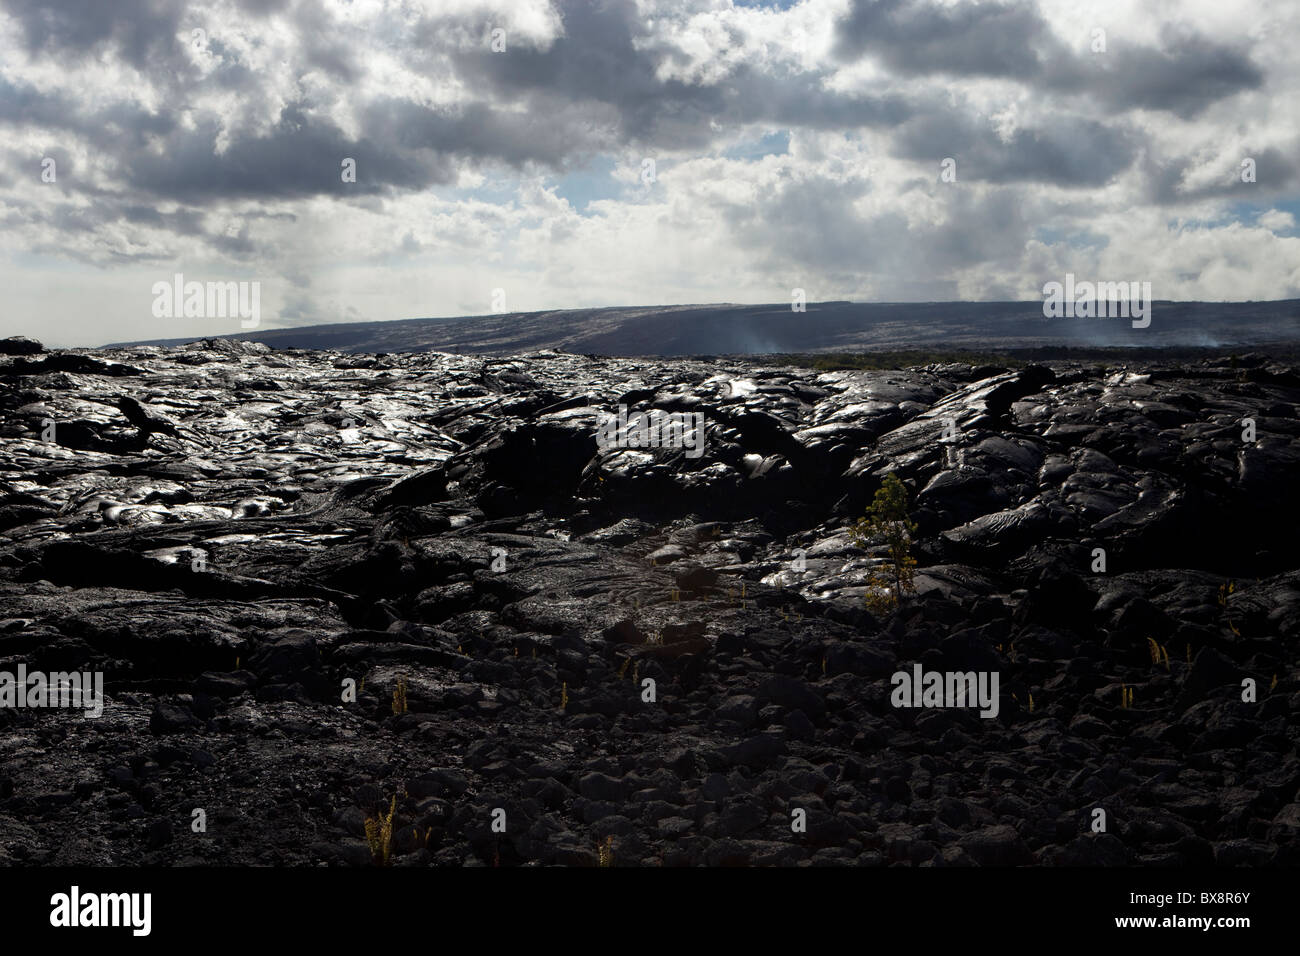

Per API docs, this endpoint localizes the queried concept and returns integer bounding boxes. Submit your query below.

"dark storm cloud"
[835,0,1056,79]
[0,0,1268,206]
[362,98,599,171]
[0,74,74,126]
[720,66,918,133]
[119,107,450,201]
[891,108,1137,187]
[231,0,293,16]
[447,0,921,151]
[293,0,361,83]
[3,0,188,71]
[0,0,1189,207]
[1046,27,1265,119]
[447,0,732,149]
[0,0,930,203]
[103,93,619,204]
[119,202,207,234]
[836,0,1262,117]
[0,73,180,162]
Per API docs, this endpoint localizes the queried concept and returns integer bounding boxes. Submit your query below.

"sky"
[1,0,1298,347]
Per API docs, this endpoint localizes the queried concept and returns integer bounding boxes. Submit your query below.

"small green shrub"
[849,473,917,613]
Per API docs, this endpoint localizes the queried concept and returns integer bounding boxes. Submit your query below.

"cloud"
[836,0,1263,118]
[835,0,1060,80]
[0,0,1295,347]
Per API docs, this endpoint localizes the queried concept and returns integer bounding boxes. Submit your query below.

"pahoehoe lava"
[0,335,1297,866]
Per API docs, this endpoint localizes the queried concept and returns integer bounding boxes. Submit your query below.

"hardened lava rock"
[0,338,1296,866]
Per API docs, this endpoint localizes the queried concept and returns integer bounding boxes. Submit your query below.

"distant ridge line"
[106,298,1300,357]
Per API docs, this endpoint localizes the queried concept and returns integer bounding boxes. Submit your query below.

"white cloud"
[0,0,1296,347]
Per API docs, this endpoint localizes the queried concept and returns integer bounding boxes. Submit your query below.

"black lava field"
[1,335,1297,867]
